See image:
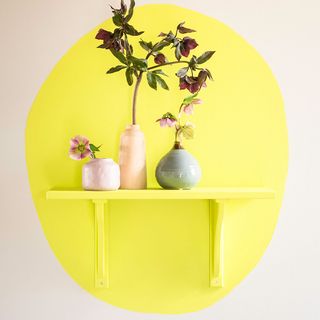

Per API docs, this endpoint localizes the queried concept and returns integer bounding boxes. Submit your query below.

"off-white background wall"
[0,0,319,319]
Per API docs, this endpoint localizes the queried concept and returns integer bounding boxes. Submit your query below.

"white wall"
[0,0,319,319]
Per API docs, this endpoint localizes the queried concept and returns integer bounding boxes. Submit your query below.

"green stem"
[174,126,179,143]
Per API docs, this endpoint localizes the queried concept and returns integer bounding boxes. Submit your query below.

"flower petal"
[69,147,82,160]
[70,137,80,148]
[167,119,177,127]
[160,119,167,127]
[183,104,194,115]
[75,135,90,146]
[192,98,203,105]
[80,149,91,159]
[188,82,200,93]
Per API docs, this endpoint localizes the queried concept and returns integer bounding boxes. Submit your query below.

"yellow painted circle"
[26,4,288,314]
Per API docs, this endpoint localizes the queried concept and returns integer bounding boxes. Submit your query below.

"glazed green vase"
[155,143,201,189]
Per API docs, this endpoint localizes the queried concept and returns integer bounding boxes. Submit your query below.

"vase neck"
[173,141,184,149]
[126,124,140,131]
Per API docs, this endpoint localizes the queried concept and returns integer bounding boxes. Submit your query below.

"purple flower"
[181,37,198,57]
[179,73,208,93]
[95,29,113,42]
[179,77,201,93]
[154,53,167,65]
[179,78,189,90]
[95,28,116,50]
[69,135,91,160]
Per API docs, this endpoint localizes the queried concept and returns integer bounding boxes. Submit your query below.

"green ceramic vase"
[155,143,201,189]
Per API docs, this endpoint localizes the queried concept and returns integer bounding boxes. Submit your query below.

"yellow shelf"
[46,187,275,289]
[46,187,275,200]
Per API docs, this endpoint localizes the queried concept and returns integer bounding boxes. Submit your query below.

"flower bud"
[154,53,167,65]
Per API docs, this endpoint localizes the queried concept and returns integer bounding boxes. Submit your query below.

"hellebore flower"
[95,28,115,50]
[154,53,167,65]
[156,113,177,127]
[95,29,113,42]
[183,99,202,115]
[179,75,207,94]
[198,70,208,86]
[69,135,92,160]
[183,104,194,115]
[181,37,198,57]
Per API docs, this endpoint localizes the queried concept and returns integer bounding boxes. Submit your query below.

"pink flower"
[183,104,194,115]
[159,118,176,127]
[156,112,177,127]
[69,135,91,160]
[183,99,202,115]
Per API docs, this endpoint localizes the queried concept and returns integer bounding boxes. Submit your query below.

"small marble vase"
[82,158,120,191]
[119,124,147,189]
[155,142,201,190]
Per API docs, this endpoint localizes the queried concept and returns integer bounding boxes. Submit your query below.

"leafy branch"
[96,0,215,124]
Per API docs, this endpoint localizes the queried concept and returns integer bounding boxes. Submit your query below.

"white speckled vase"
[82,158,120,191]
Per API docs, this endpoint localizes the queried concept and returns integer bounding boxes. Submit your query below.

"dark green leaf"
[146,72,157,90]
[197,51,215,64]
[124,23,144,36]
[112,13,123,26]
[126,68,134,86]
[123,38,132,55]
[160,112,177,121]
[133,69,139,77]
[175,44,182,61]
[113,28,123,38]
[97,44,107,49]
[153,41,170,52]
[125,0,135,22]
[155,75,169,90]
[177,22,196,34]
[152,70,168,76]
[128,56,148,71]
[89,144,101,152]
[204,68,213,80]
[176,67,189,78]
[165,31,175,42]
[189,55,198,70]
[106,65,126,74]
[110,49,127,65]
[139,40,152,51]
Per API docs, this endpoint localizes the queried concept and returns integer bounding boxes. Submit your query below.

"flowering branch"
[156,94,203,148]
[96,0,215,124]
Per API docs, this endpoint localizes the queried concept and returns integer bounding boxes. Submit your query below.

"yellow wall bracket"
[47,188,274,289]
[93,200,109,288]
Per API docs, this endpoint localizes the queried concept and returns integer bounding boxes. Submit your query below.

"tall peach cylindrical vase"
[119,124,147,189]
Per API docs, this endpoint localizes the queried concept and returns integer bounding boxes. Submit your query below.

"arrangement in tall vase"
[96,0,215,189]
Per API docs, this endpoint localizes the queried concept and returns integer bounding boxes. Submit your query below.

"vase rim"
[90,158,114,162]
[126,124,140,130]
